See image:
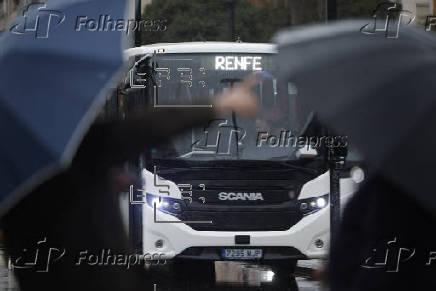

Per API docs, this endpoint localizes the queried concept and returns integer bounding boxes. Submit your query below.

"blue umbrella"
[0,0,128,216]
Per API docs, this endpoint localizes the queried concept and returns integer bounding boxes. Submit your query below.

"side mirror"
[296,147,318,159]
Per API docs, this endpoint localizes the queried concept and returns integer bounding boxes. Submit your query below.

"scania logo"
[218,192,264,201]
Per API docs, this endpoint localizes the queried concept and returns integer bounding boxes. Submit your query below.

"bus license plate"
[221,249,263,260]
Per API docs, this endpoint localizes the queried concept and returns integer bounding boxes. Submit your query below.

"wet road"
[147,261,325,291]
[0,256,325,291]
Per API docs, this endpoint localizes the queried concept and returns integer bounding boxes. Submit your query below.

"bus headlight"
[146,194,183,214]
[299,194,329,215]
[316,197,327,208]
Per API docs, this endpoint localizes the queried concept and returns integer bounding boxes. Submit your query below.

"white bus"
[124,41,361,280]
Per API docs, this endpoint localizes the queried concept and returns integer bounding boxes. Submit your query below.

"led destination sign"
[215,56,263,71]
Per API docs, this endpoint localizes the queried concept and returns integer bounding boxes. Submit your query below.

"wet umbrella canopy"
[273,21,436,216]
[0,0,128,215]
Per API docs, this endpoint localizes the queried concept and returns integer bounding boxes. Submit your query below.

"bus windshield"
[148,52,310,161]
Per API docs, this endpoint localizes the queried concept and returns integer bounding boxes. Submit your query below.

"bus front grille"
[180,211,303,231]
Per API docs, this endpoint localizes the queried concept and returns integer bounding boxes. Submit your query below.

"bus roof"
[124,42,277,59]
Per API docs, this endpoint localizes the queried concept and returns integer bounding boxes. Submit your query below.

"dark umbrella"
[273,20,436,216]
[0,0,128,215]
